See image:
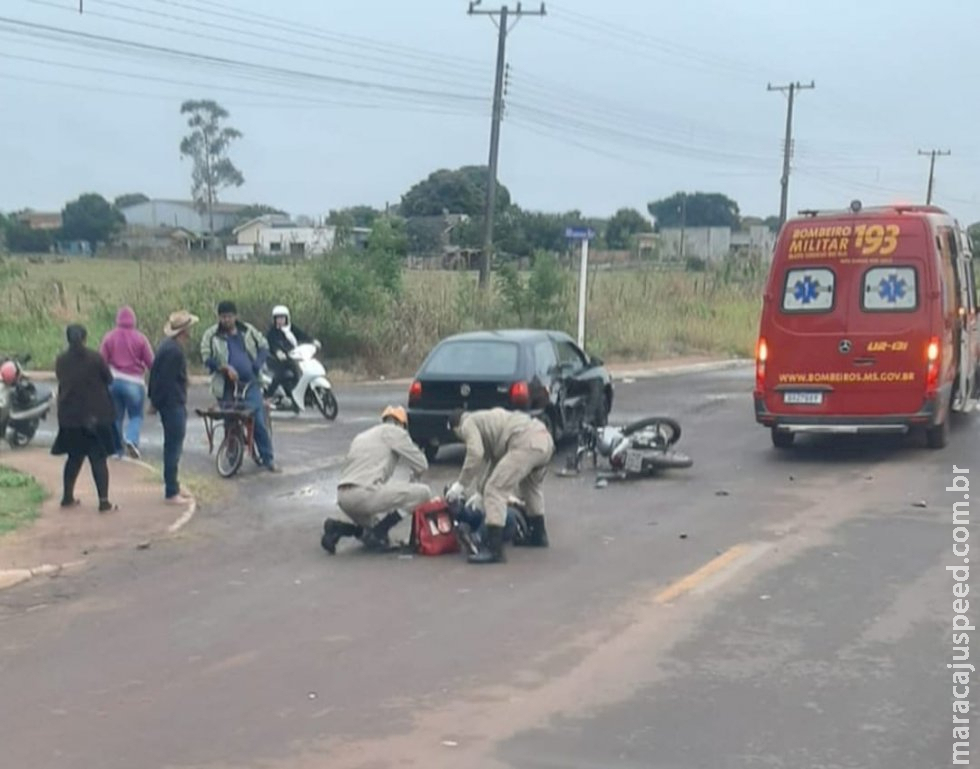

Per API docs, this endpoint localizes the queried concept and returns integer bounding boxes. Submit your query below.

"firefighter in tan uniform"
[321,406,432,554]
[445,407,555,564]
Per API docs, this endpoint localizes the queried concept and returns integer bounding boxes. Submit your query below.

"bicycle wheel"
[216,427,245,478]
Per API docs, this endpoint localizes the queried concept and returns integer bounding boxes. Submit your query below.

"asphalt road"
[1,367,976,769]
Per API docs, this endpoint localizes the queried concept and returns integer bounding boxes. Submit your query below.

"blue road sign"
[565,227,595,240]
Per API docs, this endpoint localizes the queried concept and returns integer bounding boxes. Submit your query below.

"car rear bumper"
[754,392,944,434]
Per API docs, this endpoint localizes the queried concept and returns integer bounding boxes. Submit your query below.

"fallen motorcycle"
[562,416,693,482]
[0,354,53,449]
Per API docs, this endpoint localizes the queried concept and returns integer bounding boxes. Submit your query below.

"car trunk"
[764,218,932,417]
[415,378,516,411]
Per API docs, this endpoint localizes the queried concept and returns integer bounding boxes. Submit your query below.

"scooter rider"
[265,305,316,412]
[322,406,433,554]
[445,408,554,564]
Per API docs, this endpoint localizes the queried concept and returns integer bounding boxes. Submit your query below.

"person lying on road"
[445,407,554,564]
[322,406,433,554]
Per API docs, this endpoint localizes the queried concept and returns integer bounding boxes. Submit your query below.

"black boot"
[371,511,404,543]
[527,516,549,548]
[321,519,362,554]
[468,524,506,564]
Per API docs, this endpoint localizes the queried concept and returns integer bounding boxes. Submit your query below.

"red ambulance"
[754,202,979,449]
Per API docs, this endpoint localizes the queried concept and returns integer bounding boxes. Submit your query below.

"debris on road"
[760,594,772,601]
[913,500,928,509]
[679,533,688,540]
[715,490,729,497]
[441,740,459,748]
[595,478,609,489]
[136,541,151,550]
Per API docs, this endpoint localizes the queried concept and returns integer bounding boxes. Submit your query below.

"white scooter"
[261,342,338,421]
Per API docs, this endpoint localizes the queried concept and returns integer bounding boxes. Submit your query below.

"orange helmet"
[381,405,408,427]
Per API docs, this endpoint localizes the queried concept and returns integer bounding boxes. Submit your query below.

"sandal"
[98,500,118,513]
[60,497,81,508]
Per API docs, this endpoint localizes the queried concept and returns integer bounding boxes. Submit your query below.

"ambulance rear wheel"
[926,417,949,449]
[771,427,794,449]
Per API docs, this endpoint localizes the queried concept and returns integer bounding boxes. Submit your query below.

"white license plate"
[624,450,645,473]
[783,391,823,405]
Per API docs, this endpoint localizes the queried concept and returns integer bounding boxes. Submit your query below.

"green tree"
[3,220,53,253]
[179,99,244,242]
[365,217,408,294]
[327,205,381,229]
[967,222,980,255]
[61,193,125,250]
[647,192,741,230]
[113,192,149,209]
[400,165,511,217]
[605,208,652,249]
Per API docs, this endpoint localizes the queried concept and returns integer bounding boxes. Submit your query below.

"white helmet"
[272,305,290,323]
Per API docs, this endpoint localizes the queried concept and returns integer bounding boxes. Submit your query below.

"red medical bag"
[410,499,459,556]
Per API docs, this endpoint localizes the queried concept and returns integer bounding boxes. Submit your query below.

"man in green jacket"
[200,300,279,472]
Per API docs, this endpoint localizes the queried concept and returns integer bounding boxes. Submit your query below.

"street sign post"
[565,227,595,348]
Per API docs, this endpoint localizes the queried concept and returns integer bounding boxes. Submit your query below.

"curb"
[125,457,199,535]
[611,358,753,381]
[0,459,198,594]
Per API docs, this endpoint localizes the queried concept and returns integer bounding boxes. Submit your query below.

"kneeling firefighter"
[445,407,554,564]
[322,406,432,554]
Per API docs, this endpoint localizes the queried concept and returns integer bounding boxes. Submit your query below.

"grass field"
[0,466,45,537]
[0,256,764,376]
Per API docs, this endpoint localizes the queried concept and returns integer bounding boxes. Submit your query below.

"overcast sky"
[1,0,977,224]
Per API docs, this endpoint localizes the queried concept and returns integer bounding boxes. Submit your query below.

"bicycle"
[195,380,274,478]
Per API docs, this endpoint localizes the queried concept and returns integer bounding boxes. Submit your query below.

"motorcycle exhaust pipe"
[10,399,52,422]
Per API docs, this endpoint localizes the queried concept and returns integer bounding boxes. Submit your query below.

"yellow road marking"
[655,543,753,605]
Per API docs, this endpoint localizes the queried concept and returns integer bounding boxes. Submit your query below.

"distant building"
[636,224,777,265]
[232,215,337,258]
[119,199,250,234]
[16,209,62,230]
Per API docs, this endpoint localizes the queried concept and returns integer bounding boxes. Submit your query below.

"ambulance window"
[862,266,918,312]
[782,268,835,312]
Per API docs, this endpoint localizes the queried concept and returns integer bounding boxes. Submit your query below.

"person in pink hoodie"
[100,306,154,459]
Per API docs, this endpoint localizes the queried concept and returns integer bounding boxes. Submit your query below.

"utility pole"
[768,80,814,227]
[469,1,546,288]
[918,149,951,205]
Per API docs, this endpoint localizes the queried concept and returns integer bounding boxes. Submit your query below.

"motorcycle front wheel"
[313,386,339,421]
[622,416,682,446]
[7,419,38,449]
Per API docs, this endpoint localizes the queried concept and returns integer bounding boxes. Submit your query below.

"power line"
[767,80,814,227]
[19,0,487,92]
[468,1,546,289]
[917,149,952,205]
[0,17,486,104]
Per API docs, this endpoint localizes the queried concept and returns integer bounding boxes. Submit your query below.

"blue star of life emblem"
[877,274,907,303]
[793,276,821,304]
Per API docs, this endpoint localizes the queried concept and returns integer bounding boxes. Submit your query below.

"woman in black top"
[51,324,117,511]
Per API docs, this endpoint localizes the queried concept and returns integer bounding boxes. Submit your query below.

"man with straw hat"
[149,310,199,504]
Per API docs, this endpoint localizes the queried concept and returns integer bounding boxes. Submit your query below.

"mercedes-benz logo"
[460,383,471,397]
[838,339,852,354]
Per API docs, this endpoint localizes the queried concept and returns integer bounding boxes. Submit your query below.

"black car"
[407,329,614,461]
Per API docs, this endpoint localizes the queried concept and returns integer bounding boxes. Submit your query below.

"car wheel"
[771,427,794,449]
[538,410,558,443]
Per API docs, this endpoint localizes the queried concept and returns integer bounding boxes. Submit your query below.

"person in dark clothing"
[148,310,199,503]
[200,300,278,472]
[50,324,117,512]
[264,304,316,412]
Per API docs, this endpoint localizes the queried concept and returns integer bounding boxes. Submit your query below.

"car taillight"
[510,380,530,407]
[409,380,422,404]
[926,337,940,394]
[755,337,768,392]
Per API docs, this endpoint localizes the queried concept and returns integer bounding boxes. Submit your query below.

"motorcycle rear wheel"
[644,450,693,470]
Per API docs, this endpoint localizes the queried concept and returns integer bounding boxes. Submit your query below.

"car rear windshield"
[422,340,520,378]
